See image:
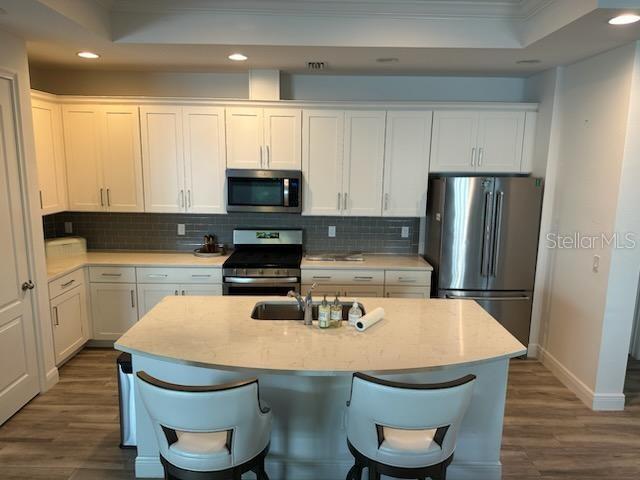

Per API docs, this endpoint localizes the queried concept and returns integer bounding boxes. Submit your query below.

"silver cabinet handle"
[187,189,192,208]
[130,290,136,308]
[343,192,348,210]
[191,274,211,278]
[100,188,104,207]
[384,193,389,211]
[266,145,270,168]
[106,188,111,207]
[312,275,332,279]
[147,274,168,278]
[180,190,185,208]
[478,147,484,166]
[471,147,476,167]
[61,279,76,288]
[101,273,122,277]
[354,276,373,281]
[53,306,59,326]
[39,190,43,209]
[259,146,263,168]
[445,293,530,301]
[398,278,417,283]
[337,192,341,211]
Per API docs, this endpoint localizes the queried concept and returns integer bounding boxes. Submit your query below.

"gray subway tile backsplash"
[43,212,420,254]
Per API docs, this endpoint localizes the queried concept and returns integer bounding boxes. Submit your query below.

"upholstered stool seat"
[136,372,271,480]
[345,372,476,480]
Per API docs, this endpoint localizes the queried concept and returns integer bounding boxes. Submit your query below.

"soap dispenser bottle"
[348,299,362,327]
[318,295,331,329]
[330,294,342,328]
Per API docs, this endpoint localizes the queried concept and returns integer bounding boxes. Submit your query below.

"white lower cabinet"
[137,282,223,317]
[90,283,138,341]
[384,286,430,299]
[50,283,87,365]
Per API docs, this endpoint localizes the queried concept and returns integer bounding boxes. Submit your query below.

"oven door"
[223,277,300,296]
[226,169,301,213]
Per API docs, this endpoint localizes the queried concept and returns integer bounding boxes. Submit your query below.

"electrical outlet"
[328,226,336,238]
[401,226,409,238]
[64,222,72,234]
[177,224,186,236]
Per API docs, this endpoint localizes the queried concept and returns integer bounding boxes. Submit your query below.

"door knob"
[22,281,35,291]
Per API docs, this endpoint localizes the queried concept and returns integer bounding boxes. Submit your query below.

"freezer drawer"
[440,289,532,346]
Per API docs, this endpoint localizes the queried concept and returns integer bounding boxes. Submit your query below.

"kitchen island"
[116,296,525,479]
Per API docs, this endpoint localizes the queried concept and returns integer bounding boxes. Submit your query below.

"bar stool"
[136,371,271,480]
[345,372,476,480]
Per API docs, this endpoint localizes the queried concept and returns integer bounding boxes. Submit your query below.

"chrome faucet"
[288,283,316,326]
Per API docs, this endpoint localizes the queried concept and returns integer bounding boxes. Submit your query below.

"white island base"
[131,354,510,480]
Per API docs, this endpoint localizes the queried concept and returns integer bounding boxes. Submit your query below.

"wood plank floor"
[0,348,638,479]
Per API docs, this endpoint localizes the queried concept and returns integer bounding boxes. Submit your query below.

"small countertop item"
[115,296,526,374]
[355,307,385,332]
[301,254,433,271]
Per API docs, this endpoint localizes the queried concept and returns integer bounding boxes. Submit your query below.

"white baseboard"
[538,346,625,411]
[527,343,539,358]
[135,456,164,478]
[43,367,59,392]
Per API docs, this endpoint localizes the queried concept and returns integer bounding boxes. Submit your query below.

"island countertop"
[115,296,525,375]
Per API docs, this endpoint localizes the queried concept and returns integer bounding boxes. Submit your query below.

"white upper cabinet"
[140,106,185,213]
[63,104,144,212]
[302,110,344,216]
[183,106,226,214]
[226,107,301,170]
[141,105,227,214]
[383,111,433,217]
[430,110,532,174]
[31,97,67,215]
[343,111,386,216]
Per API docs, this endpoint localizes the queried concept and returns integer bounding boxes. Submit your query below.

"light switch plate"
[64,222,72,234]
[328,226,336,238]
[401,226,410,238]
[177,224,186,236]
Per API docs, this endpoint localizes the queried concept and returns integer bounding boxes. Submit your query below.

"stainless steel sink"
[251,301,366,321]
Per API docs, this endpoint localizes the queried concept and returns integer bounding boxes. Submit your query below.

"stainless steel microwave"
[226,169,302,213]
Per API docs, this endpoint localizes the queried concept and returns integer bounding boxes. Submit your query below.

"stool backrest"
[347,373,476,462]
[136,371,270,466]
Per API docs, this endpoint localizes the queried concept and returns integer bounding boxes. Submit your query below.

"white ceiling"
[1,0,640,75]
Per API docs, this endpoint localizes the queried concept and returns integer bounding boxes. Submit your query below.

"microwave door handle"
[283,178,290,207]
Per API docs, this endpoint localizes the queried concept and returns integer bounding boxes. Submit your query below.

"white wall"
[534,42,639,410]
[282,74,526,102]
[0,29,58,391]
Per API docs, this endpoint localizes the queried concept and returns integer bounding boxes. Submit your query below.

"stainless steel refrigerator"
[425,176,543,346]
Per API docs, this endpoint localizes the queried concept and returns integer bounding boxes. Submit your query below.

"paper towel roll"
[355,307,385,332]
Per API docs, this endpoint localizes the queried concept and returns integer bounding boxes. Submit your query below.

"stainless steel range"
[222,229,303,296]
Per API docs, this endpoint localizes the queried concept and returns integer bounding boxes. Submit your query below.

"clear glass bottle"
[348,299,363,327]
[330,294,342,328]
[318,295,331,329]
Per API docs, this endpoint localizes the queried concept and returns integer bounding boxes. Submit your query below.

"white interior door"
[140,106,185,213]
[31,98,67,215]
[382,111,432,217]
[476,111,525,173]
[50,286,86,365]
[101,106,144,212]
[0,77,39,425]
[225,107,263,169]
[343,111,385,216]
[430,111,478,173]
[302,110,344,216]
[183,106,226,214]
[263,108,301,170]
[62,105,104,211]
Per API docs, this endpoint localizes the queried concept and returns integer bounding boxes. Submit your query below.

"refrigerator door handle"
[491,191,505,277]
[445,293,531,301]
[481,191,493,276]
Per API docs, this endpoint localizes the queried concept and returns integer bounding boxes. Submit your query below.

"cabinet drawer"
[384,270,431,287]
[89,266,136,283]
[302,269,384,285]
[136,267,222,284]
[49,268,85,299]
[384,286,430,299]
[301,284,383,298]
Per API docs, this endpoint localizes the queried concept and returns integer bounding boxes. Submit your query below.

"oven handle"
[224,276,299,284]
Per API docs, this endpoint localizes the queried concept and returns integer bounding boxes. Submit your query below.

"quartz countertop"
[46,251,230,281]
[301,254,433,271]
[115,296,525,375]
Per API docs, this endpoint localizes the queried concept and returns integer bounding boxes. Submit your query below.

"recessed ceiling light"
[77,51,100,59]
[376,57,399,63]
[608,14,640,25]
[516,59,541,64]
[228,53,248,61]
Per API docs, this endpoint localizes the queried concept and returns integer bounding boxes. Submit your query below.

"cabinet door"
[181,284,223,296]
[62,105,104,211]
[382,111,432,217]
[263,108,301,170]
[90,283,138,340]
[302,110,344,216]
[430,111,478,173]
[51,285,86,365]
[31,98,67,215]
[343,111,385,216]
[101,106,144,212]
[384,286,430,299]
[136,283,180,318]
[140,106,185,212]
[226,107,263,169]
[343,285,384,298]
[476,111,525,173]
[183,106,226,213]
